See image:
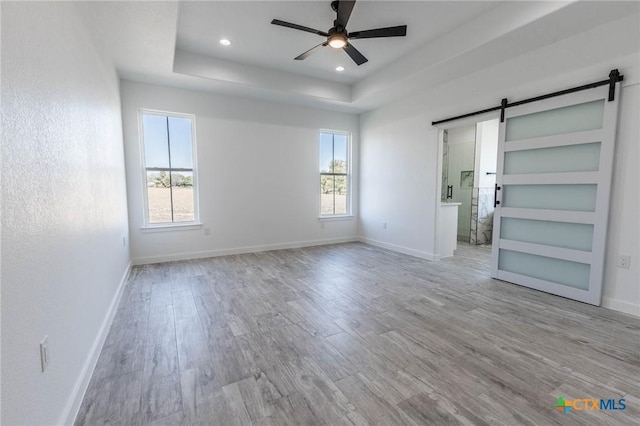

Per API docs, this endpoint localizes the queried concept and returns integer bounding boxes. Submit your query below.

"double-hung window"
[140,111,199,226]
[319,130,350,216]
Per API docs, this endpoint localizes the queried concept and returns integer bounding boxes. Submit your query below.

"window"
[319,131,350,216]
[140,111,198,226]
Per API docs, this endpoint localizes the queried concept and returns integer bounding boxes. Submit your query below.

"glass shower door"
[491,84,620,305]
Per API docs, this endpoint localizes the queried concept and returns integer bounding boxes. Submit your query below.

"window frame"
[319,129,352,218]
[138,109,200,229]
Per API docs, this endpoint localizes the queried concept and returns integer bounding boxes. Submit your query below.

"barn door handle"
[494,183,501,208]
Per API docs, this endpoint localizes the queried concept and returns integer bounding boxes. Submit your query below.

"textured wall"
[1,3,130,424]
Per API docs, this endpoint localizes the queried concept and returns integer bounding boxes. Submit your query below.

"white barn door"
[491,84,620,305]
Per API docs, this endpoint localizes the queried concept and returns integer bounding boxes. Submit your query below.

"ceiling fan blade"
[343,43,368,66]
[295,42,328,60]
[271,19,329,37]
[348,25,407,39]
[336,0,356,28]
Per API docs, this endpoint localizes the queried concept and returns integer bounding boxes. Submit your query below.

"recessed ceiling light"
[219,39,231,46]
[336,66,345,72]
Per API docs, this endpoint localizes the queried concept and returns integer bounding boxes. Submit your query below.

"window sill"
[318,215,354,222]
[141,223,203,233]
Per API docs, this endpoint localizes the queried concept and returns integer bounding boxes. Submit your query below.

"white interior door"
[491,84,620,305]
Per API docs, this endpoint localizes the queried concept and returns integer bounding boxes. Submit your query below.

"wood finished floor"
[76,242,640,425]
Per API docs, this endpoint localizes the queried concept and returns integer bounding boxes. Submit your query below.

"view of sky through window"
[142,112,196,224]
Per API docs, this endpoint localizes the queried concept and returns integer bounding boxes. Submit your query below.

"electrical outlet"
[617,255,631,269]
[203,227,211,236]
[40,336,50,372]
[382,222,387,230]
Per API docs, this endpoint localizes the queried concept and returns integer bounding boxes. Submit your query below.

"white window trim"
[138,109,201,229]
[140,223,202,233]
[318,215,354,222]
[319,129,352,218]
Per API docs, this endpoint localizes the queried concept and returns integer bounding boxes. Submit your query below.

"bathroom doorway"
[441,118,499,247]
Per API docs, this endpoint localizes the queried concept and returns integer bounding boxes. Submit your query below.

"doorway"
[441,118,499,250]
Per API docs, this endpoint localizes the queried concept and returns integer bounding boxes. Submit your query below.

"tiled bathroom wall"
[470,187,494,245]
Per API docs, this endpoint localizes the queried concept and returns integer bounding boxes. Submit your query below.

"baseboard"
[602,296,640,317]
[60,261,132,426]
[132,237,359,265]
[358,237,437,261]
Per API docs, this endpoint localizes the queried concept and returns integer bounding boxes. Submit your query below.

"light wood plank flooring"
[76,242,640,425]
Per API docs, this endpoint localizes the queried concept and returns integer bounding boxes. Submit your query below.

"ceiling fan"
[271,0,407,66]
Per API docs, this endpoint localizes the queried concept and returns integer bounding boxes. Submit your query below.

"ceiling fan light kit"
[271,0,407,66]
[328,32,347,49]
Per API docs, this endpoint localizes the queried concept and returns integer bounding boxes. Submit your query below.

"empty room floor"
[75,242,640,425]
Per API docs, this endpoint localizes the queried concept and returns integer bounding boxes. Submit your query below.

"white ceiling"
[75,1,639,113]
[176,1,501,84]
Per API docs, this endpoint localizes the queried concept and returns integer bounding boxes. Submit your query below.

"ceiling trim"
[173,49,353,103]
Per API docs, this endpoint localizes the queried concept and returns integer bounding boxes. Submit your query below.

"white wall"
[603,82,640,315]
[359,14,640,315]
[447,125,476,146]
[1,3,130,424]
[359,117,437,259]
[475,119,499,189]
[120,81,359,264]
